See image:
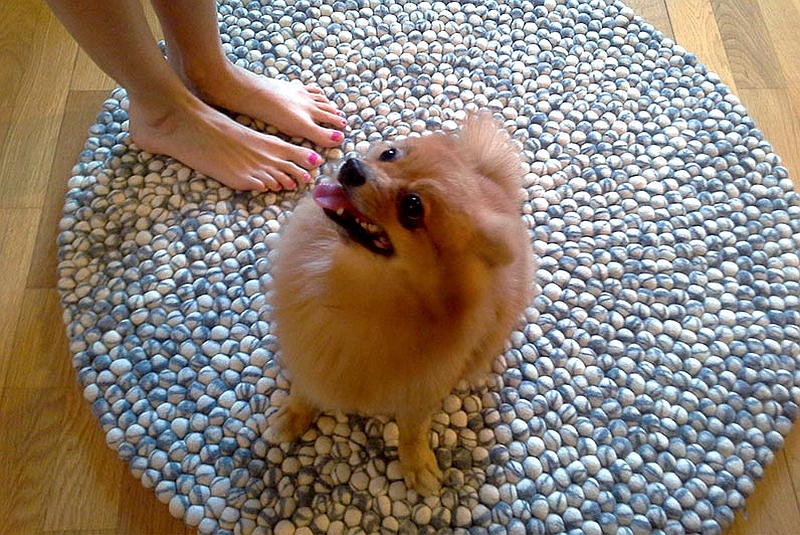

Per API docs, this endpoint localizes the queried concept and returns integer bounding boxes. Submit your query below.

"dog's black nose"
[338,158,367,187]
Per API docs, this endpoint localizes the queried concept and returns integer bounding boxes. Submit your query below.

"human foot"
[181,61,348,148]
[126,91,324,192]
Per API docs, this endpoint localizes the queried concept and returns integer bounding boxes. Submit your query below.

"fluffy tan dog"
[266,112,534,494]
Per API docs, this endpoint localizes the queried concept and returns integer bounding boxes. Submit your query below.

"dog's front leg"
[397,412,442,495]
[264,391,317,444]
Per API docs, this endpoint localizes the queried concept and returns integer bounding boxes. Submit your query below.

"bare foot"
[127,90,325,191]
[184,61,348,148]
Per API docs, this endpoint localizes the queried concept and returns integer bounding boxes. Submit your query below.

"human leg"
[150,0,347,148]
[45,0,327,191]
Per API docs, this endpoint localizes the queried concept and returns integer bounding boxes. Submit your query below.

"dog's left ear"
[471,212,519,267]
[455,112,525,195]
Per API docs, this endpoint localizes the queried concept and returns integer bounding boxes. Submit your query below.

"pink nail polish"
[309,152,321,166]
[302,172,312,183]
[331,130,344,142]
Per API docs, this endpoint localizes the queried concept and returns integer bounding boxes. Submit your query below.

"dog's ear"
[471,212,519,267]
[455,112,525,195]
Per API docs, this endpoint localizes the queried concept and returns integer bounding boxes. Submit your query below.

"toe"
[316,105,349,130]
[263,169,297,191]
[305,126,346,148]
[307,150,324,167]
[245,174,277,192]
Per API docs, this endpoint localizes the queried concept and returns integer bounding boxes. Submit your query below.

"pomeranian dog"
[266,112,534,494]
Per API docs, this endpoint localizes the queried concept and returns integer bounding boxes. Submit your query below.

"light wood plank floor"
[1,1,799,533]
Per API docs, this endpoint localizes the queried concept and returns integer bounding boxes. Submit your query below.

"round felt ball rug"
[57,1,800,534]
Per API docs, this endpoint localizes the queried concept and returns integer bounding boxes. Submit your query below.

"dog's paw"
[400,443,442,495]
[264,396,316,444]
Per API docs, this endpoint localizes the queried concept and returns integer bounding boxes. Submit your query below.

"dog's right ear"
[455,112,526,195]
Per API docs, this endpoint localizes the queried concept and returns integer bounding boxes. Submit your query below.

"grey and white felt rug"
[57,1,800,534]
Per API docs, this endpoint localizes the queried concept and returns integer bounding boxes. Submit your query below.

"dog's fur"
[266,112,534,494]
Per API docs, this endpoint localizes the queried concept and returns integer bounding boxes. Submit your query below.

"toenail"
[308,152,322,165]
[302,172,312,183]
[331,130,344,142]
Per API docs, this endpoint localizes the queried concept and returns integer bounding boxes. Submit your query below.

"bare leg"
[151,0,347,148]
[45,0,341,191]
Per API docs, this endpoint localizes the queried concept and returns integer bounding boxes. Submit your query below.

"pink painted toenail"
[302,172,312,183]
[309,152,322,165]
[331,131,344,142]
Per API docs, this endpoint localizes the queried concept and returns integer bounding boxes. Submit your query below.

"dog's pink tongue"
[313,183,354,212]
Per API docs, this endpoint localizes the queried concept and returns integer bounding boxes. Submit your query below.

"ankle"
[127,86,196,136]
[177,55,237,101]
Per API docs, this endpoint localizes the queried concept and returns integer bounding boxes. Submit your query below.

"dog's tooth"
[358,219,379,234]
[336,208,344,216]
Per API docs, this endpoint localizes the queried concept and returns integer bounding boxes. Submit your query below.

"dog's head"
[313,112,526,266]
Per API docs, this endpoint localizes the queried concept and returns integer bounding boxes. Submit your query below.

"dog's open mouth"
[313,183,395,256]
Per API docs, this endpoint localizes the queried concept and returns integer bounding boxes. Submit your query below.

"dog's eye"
[378,148,400,162]
[398,193,425,230]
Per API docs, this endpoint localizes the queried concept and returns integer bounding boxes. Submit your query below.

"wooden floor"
[1,1,799,533]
